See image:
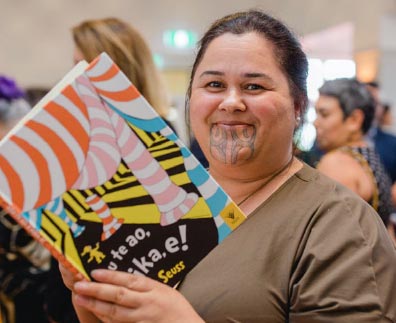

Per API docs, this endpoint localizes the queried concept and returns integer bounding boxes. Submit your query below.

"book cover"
[0,53,246,286]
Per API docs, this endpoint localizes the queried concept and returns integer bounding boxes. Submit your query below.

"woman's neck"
[344,132,367,147]
[209,156,302,214]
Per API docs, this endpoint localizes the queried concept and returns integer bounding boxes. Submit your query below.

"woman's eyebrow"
[243,72,273,82]
[199,70,224,78]
[198,71,275,86]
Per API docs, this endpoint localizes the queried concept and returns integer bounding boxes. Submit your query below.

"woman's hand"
[72,269,204,323]
[58,262,85,291]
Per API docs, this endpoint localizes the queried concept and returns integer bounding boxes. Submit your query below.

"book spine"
[0,195,84,279]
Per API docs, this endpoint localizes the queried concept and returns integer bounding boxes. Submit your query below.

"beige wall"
[1,0,396,116]
[1,0,395,87]
[162,69,190,97]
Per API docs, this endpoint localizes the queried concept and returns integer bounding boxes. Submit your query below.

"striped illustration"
[87,54,233,241]
[0,53,236,246]
[0,74,125,239]
[85,194,123,241]
[76,72,199,229]
[0,59,202,241]
[0,83,93,237]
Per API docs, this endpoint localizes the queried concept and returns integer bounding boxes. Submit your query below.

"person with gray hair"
[314,78,394,240]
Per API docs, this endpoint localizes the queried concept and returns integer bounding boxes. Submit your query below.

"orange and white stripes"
[0,84,90,212]
[87,55,199,226]
[85,194,123,241]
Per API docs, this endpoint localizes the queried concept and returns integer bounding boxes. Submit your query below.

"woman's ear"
[346,109,364,133]
[294,104,302,127]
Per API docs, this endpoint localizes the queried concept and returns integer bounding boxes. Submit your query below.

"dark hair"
[364,81,379,89]
[318,78,375,134]
[186,10,308,124]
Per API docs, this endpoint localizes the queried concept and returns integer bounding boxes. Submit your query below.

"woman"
[72,17,172,124]
[61,10,396,322]
[314,78,394,238]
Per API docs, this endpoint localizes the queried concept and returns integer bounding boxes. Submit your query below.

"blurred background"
[1,0,396,147]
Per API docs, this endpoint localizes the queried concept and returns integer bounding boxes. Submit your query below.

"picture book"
[0,53,246,286]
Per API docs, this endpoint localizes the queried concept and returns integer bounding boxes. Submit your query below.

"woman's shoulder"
[291,162,372,216]
[315,149,372,195]
[316,149,364,177]
[293,161,352,192]
[292,163,388,244]
[259,161,384,232]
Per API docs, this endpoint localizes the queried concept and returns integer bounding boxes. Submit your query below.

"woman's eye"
[245,83,264,91]
[206,81,223,88]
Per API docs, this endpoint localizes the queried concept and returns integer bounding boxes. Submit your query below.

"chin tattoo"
[210,125,256,164]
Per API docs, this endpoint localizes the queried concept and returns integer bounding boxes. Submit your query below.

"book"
[0,53,246,286]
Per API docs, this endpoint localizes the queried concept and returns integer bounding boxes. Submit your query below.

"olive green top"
[179,163,396,323]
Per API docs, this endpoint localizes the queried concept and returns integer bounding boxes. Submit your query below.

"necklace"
[237,156,294,207]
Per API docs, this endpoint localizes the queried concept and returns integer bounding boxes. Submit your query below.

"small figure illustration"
[81,242,106,264]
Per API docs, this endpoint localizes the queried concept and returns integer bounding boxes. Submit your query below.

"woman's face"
[189,32,296,168]
[314,95,350,151]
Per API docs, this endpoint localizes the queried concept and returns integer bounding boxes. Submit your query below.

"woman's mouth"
[211,123,256,139]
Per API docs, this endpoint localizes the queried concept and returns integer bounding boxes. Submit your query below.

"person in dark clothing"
[365,81,396,183]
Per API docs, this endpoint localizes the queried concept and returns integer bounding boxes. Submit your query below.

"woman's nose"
[218,89,246,112]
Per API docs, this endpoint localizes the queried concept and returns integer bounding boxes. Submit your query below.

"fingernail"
[74,294,89,306]
[74,281,88,291]
[91,269,106,278]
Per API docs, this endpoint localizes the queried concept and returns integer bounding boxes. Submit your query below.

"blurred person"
[60,10,396,322]
[365,81,396,183]
[24,87,49,107]
[72,17,174,128]
[0,75,51,323]
[0,77,31,138]
[314,78,394,240]
[189,136,209,168]
[365,81,396,238]
[380,103,394,130]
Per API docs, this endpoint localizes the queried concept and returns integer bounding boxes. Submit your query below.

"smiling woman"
[189,32,297,191]
[60,10,396,323]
